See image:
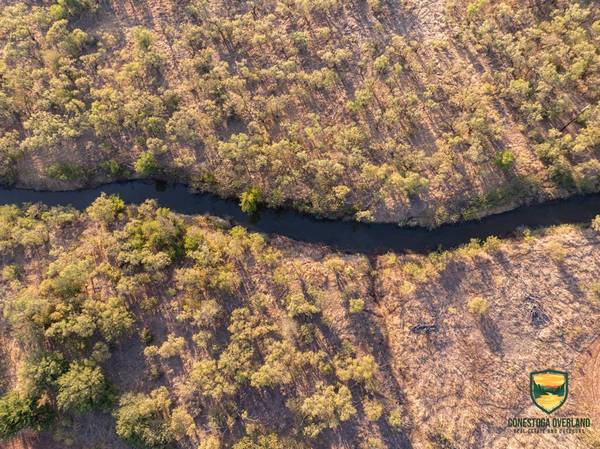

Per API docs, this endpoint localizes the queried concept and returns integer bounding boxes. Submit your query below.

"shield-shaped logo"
[530,369,568,414]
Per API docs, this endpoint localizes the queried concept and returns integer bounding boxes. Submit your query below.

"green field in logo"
[530,369,568,414]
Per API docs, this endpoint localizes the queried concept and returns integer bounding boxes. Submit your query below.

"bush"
[114,387,173,449]
[50,0,99,19]
[300,383,357,436]
[134,151,158,177]
[47,162,88,182]
[86,193,125,225]
[56,360,108,413]
[494,150,515,170]
[100,159,122,177]
[466,296,489,315]
[233,433,299,449]
[387,407,405,428]
[592,215,600,232]
[240,187,262,214]
[0,391,53,439]
[349,298,365,314]
[545,240,567,262]
[20,352,66,397]
[363,399,383,421]
[549,159,575,189]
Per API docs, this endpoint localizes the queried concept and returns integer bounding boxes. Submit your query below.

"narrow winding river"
[1,181,599,254]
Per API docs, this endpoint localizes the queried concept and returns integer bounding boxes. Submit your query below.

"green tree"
[494,150,515,170]
[20,352,66,397]
[0,391,53,439]
[169,406,195,440]
[334,354,378,387]
[240,187,262,214]
[467,296,489,315]
[363,398,383,421]
[117,204,185,268]
[189,359,237,401]
[134,151,158,177]
[86,193,125,225]
[114,387,173,449]
[56,360,107,413]
[299,383,357,437]
[49,0,99,20]
[250,340,321,388]
[86,296,134,341]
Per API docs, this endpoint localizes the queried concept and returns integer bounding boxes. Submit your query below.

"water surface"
[1,181,599,254]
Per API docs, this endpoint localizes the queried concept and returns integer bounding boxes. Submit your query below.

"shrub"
[100,159,122,176]
[0,391,53,439]
[467,296,489,315]
[134,151,158,177]
[549,159,575,189]
[387,407,405,428]
[86,193,125,225]
[363,399,383,421]
[20,352,66,396]
[335,354,378,386]
[198,436,221,449]
[56,360,107,413]
[286,293,320,318]
[592,215,600,232]
[240,187,262,214]
[47,162,88,182]
[198,435,221,449]
[1,264,20,282]
[300,383,357,436]
[361,437,385,449]
[114,387,173,449]
[157,334,185,359]
[232,433,296,449]
[373,54,389,73]
[482,235,502,253]
[50,0,98,20]
[169,407,195,440]
[545,240,567,262]
[494,150,515,170]
[349,298,365,314]
[132,27,155,52]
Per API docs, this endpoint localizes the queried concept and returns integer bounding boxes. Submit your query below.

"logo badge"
[530,369,568,414]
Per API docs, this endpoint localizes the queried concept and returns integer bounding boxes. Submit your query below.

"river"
[1,180,599,254]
